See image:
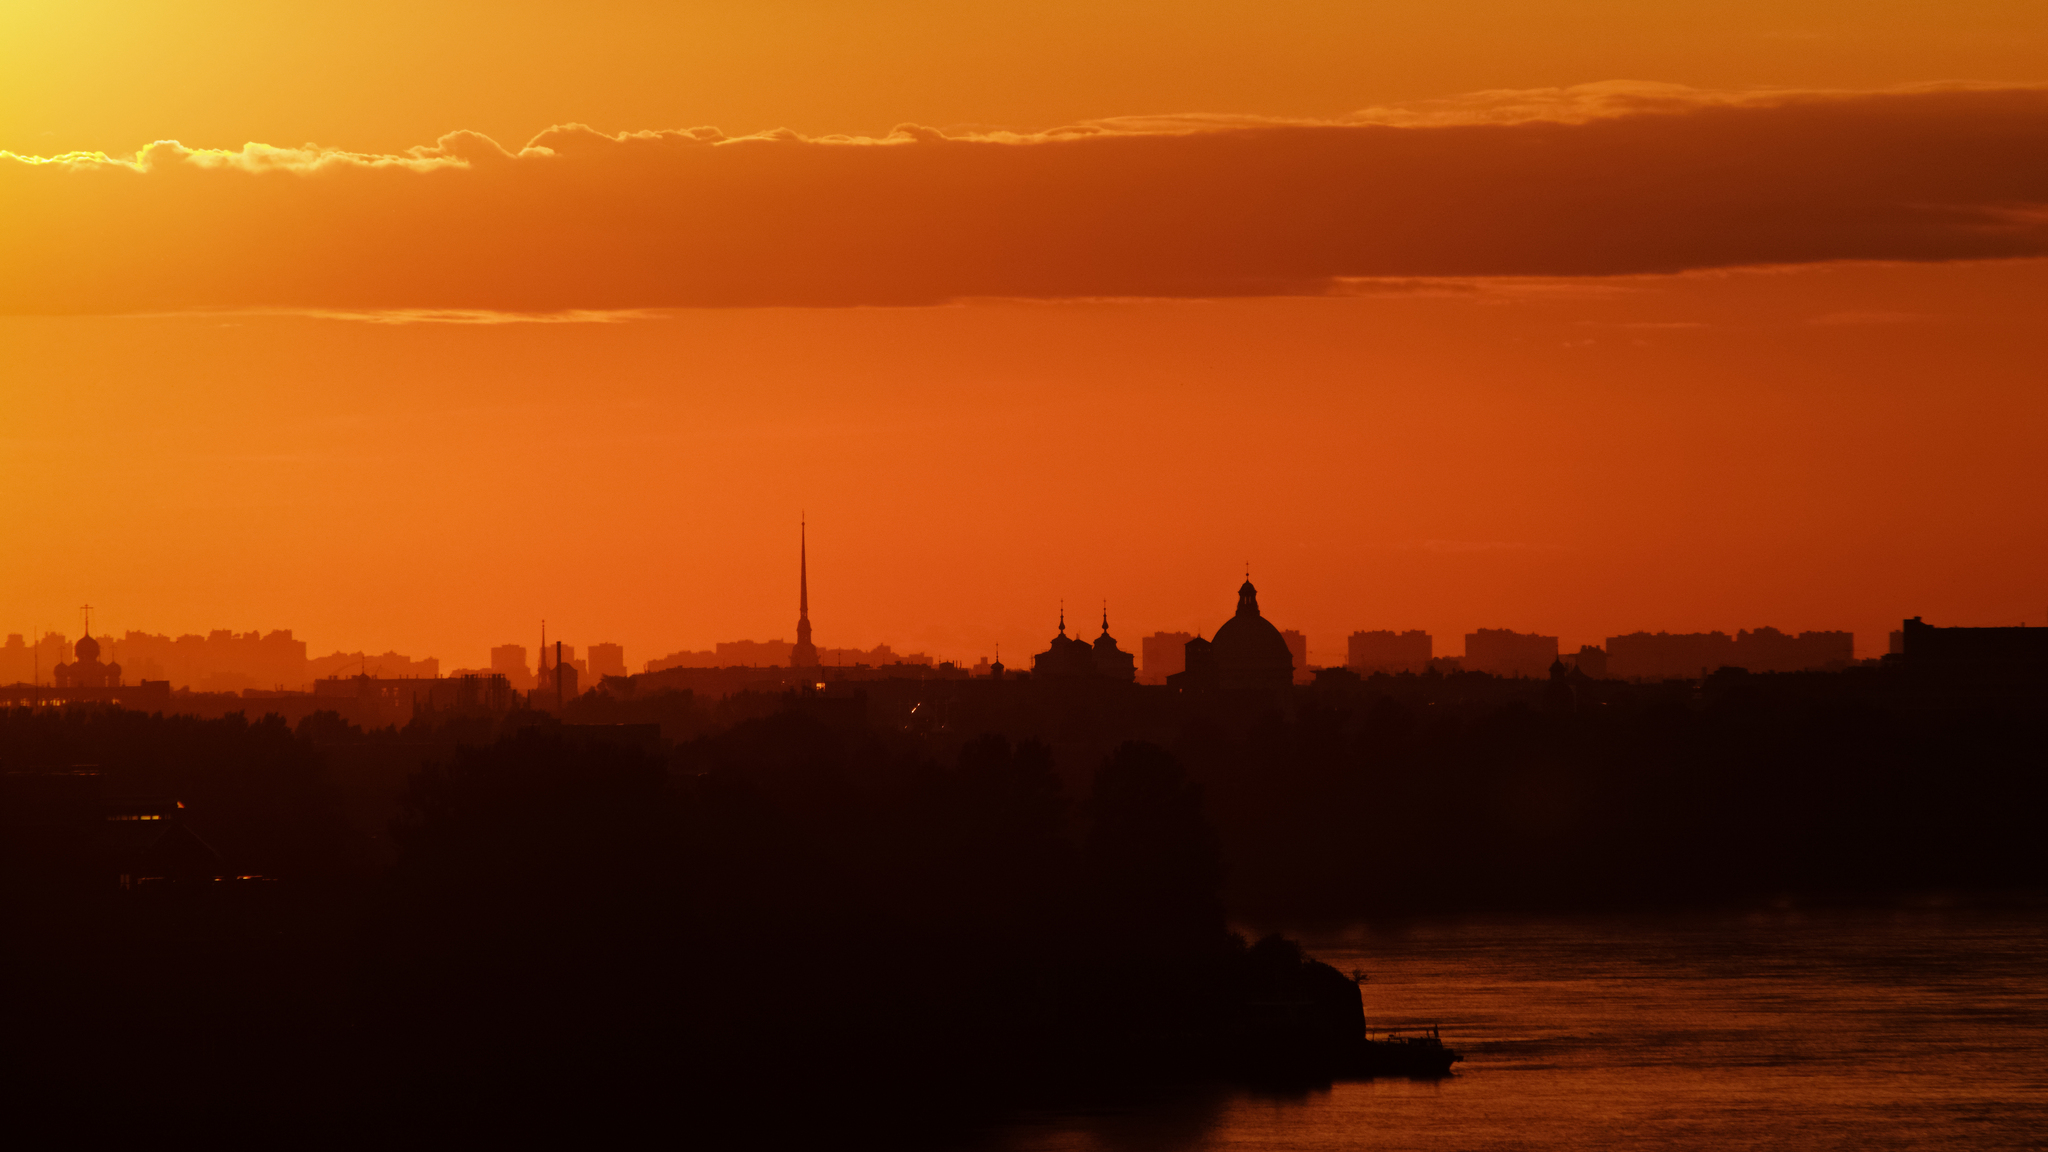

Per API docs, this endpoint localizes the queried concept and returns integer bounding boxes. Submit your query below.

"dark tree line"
[6,707,1331,1142]
[1191,670,2048,921]
[0,707,352,881]
[355,716,1259,1137]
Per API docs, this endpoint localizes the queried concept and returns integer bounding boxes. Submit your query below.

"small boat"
[1346,1025,1462,1077]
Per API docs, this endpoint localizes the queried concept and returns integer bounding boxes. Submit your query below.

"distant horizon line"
[5,617,1983,675]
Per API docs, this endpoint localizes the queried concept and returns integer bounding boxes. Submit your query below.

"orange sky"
[3,1,2044,670]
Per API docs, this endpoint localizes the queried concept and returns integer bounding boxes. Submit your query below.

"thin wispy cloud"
[1392,540,1569,555]
[6,84,2045,314]
[1805,310,1938,326]
[119,307,667,325]
[290,308,664,326]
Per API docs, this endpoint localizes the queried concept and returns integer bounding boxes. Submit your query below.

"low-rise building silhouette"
[587,642,627,680]
[1900,616,2048,677]
[1607,628,1853,679]
[1280,630,1310,684]
[113,627,310,691]
[1561,644,1608,679]
[1463,628,1559,678]
[647,640,934,672]
[0,633,71,686]
[818,643,932,667]
[1734,627,1853,672]
[1607,631,1732,679]
[1140,631,1194,685]
[1347,629,1432,674]
[645,647,721,671]
[308,648,439,682]
[313,672,516,726]
[720,639,794,666]
[492,643,534,690]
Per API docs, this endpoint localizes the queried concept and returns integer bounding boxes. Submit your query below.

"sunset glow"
[3,1,2043,671]
[9,6,2048,1147]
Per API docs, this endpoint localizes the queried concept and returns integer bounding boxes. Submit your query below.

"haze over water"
[977,907,2048,1150]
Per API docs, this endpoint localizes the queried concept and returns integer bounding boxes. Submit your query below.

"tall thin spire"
[1102,600,1109,635]
[792,516,819,668]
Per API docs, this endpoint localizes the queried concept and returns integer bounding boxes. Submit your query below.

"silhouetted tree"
[1077,741,1233,1042]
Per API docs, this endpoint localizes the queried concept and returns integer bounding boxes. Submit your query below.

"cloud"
[3,84,2045,313]
[5,135,496,175]
[1804,309,1936,325]
[146,307,666,325]
[1393,540,1565,554]
[1335,79,2009,128]
[1579,319,1712,329]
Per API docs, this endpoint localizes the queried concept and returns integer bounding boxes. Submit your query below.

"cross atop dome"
[55,600,119,688]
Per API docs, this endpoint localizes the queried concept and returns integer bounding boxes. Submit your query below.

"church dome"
[74,633,101,662]
[1212,613,1291,667]
[1034,609,1100,678]
[1210,580,1292,686]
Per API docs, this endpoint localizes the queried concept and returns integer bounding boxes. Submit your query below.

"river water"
[971,906,2048,1151]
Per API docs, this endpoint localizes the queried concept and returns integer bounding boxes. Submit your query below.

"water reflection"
[971,907,2048,1151]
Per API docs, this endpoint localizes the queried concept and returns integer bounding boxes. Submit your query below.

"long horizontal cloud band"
[4,85,2046,312]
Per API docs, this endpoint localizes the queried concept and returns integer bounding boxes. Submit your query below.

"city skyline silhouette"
[5,4,2045,1146]
[12,516,2025,687]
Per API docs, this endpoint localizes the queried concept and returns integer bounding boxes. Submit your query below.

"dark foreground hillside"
[4,711,1345,1142]
[3,666,2041,1137]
